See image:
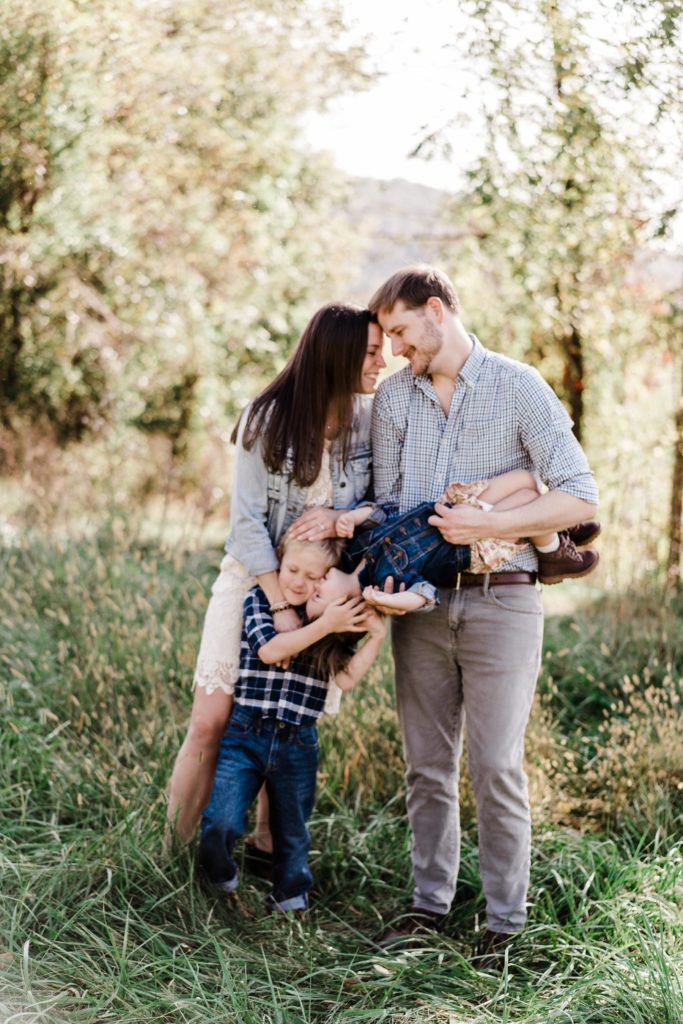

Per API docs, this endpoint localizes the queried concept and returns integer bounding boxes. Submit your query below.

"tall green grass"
[1,532,682,1023]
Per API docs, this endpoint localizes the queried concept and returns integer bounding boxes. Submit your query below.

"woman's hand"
[320,595,368,633]
[288,507,339,542]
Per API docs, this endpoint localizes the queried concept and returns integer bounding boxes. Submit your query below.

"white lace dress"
[193,443,342,714]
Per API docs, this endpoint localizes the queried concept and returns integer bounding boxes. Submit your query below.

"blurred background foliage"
[1,4,682,1018]
[0,0,682,584]
[0,0,368,498]
[432,0,683,586]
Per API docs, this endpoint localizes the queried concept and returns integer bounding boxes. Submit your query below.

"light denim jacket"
[225,394,373,577]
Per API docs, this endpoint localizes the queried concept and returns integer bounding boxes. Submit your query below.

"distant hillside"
[344,175,683,304]
[343,177,455,299]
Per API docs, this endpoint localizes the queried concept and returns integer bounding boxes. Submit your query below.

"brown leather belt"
[453,571,538,589]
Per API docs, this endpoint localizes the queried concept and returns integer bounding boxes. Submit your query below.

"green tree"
[0,0,370,455]
[0,4,110,441]
[614,0,683,582]
[437,0,673,443]
[413,0,683,582]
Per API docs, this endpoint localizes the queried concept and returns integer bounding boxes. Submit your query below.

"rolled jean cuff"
[267,892,308,913]
[407,580,439,610]
[213,871,239,895]
[355,501,388,527]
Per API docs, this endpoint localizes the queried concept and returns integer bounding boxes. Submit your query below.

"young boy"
[311,469,600,614]
[198,533,386,913]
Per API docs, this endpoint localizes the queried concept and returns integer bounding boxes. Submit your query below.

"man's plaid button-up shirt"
[371,336,598,574]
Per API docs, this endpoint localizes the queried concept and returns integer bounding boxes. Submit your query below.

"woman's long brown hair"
[233,304,374,486]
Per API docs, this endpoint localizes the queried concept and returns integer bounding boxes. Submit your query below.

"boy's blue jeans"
[199,704,319,911]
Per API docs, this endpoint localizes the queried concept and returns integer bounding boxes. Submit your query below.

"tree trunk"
[562,321,584,443]
[0,286,25,426]
[547,1,586,443]
[667,357,683,589]
[553,279,585,442]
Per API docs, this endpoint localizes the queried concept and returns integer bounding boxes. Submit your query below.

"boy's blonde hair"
[277,529,344,568]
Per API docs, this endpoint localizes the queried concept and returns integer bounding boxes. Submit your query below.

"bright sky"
[303,0,476,192]
[305,0,682,234]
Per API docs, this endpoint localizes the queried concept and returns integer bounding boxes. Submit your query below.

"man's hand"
[427,502,491,545]
[430,492,599,543]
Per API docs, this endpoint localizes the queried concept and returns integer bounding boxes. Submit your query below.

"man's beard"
[410,322,443,375]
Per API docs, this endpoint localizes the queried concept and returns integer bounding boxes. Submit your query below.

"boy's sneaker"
[265,893,309,916]
[564,520,601,548]
[242,837,273,879]
[538,535,599,584]
[212,869,240,895]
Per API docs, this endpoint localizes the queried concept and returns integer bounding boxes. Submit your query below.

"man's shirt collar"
[458,334,486,389]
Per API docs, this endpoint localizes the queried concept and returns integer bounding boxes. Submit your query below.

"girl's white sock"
[535,536,560,554]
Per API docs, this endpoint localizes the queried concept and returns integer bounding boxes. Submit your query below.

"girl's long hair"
[306,630,360,680]
[233,304,374,486]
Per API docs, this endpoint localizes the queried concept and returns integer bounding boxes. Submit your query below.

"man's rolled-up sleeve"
[517,368,599,505]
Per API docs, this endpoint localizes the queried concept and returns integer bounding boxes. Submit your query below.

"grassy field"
[1,529,682,1023]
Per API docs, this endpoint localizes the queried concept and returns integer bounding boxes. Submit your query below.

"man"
[367,265,598,957]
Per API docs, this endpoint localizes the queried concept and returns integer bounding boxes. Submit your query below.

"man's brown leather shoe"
[538,534,599,584]
[378,908,446,946]
[564,520,601,547]
[472,928,516,970]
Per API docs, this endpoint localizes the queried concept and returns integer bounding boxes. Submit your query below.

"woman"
[168,303,386,842]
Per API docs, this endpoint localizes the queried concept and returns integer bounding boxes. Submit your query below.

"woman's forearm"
[255,573,302,635]
[255,570,285,607]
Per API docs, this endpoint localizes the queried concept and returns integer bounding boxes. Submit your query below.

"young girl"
[198,533,386,913]
[309,468,600,615]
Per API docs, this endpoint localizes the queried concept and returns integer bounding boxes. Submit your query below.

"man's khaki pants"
[391,580,543,933]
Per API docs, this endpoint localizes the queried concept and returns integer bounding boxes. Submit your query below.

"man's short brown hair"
[368,265,460,316]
